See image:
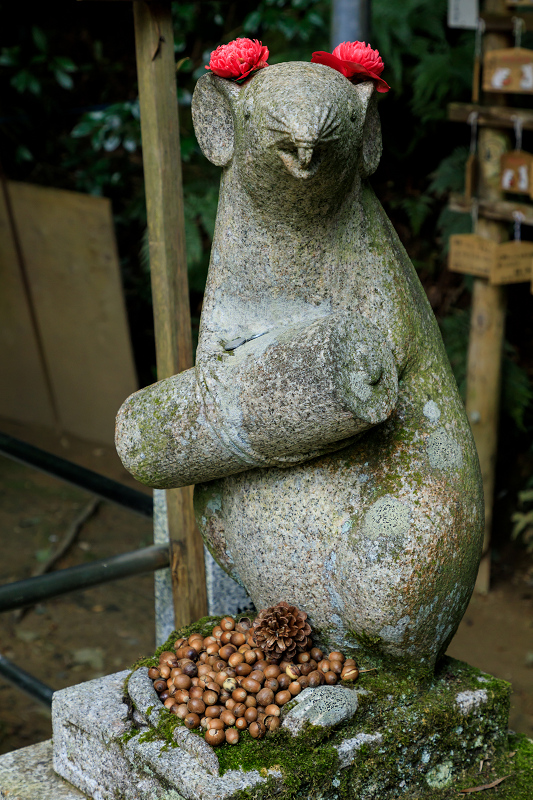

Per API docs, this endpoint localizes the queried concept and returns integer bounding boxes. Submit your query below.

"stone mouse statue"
[115,61,484,674]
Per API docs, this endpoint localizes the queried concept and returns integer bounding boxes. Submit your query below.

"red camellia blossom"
[311,41,390,93]
[206,38,269,82]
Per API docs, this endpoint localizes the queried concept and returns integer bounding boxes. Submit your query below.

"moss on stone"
[124,618,525,799]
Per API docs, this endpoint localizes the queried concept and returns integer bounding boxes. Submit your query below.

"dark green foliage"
[440,310,533,432]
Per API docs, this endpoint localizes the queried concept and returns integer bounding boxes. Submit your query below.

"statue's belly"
[195,403,484,671]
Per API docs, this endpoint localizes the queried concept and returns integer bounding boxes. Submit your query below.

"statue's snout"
[278,136,321,179]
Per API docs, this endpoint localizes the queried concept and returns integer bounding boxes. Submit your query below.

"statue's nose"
[297,145,313,168]
[278,137,320,178]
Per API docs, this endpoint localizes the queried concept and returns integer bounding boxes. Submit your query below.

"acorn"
[221,616,236,631]
[341,666,359,681]
[275,690,291,706]
[205,727,225,746]
[308,671,322,688]
[220,710,236,727]
[256,688,274,707]
[235,716,248,730]
[249,720,266,739]
[264,715,280,732]
[329,651,345,663]
[184,712,200,729]
[286,664,301,680]
[277,674,291,690]
[223,677,237,692]
[225,728,240,744]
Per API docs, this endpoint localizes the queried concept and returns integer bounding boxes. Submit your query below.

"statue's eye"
[350,109,357,122]
[244,108,251,120]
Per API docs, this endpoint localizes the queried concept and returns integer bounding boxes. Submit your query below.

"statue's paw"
[334,318,398,425]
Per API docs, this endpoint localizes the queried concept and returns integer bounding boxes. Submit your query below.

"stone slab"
[52,671,282,800]
[0,740,88,800]
[52,658,512,800]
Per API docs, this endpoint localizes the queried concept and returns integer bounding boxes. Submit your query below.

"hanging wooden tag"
[449,234,495,277]
[500,150,533,194]
[506,0,533,7]
[464,153,479,201]
[491,240,533,284]
[483,47,533,93]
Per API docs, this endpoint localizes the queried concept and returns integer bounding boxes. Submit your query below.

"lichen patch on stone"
[427,427,462,471]
[362,495,412,542]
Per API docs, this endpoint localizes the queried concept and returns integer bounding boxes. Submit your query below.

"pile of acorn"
[148,614,359,747]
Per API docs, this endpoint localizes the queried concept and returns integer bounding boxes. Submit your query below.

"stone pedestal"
[51,658,514,800]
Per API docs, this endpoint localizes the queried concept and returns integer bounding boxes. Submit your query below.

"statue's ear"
[353,82,382,179]
[192,73,240,167]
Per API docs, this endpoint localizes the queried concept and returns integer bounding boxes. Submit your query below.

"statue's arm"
[115,312,398,488]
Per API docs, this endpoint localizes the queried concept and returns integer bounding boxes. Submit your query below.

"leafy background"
[2,0,533,556]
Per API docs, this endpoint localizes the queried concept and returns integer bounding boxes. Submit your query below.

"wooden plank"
[466,13,510,595]
[448,102,533,131]
[482,12,533,31]
[8,181,138,445]
[0,184,57,428]
[465,247,507,594]
[133,0,207,627]
[449,192,533,225]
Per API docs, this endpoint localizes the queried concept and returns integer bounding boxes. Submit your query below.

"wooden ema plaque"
[501,150,533,195]
[483,48,533,93]
[492,240,533,284]
[449,234,533,284]
[449,234,493,278]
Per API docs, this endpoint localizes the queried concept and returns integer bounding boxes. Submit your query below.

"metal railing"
[0,433,165,708]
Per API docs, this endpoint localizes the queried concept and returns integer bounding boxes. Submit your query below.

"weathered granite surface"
[51,658,512,800]
[0,740,87,800]
[115,62,484,671]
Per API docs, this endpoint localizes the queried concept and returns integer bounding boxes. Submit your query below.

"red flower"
[206,38,269,82]
[311,41,390,94]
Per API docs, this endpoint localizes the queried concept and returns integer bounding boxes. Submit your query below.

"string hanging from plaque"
[483,17,533,93]
[500,116,533,195]
[472,18,485,103]
[491,211,533,284]
[465,111,479,201]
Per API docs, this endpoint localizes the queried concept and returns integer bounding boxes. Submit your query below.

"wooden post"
[133,0,207,625]
[466,11,509,594]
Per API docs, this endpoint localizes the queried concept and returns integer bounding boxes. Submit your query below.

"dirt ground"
[0,422,532,756]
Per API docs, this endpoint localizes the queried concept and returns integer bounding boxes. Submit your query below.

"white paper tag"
[448,0,479,29]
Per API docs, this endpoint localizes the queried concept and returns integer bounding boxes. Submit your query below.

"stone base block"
[0,740,87,800]
[52,658,516,799]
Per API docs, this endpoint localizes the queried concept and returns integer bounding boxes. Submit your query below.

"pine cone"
[252,601,312,662]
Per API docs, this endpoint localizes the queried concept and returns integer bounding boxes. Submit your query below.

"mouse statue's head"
[192,61,382,217]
